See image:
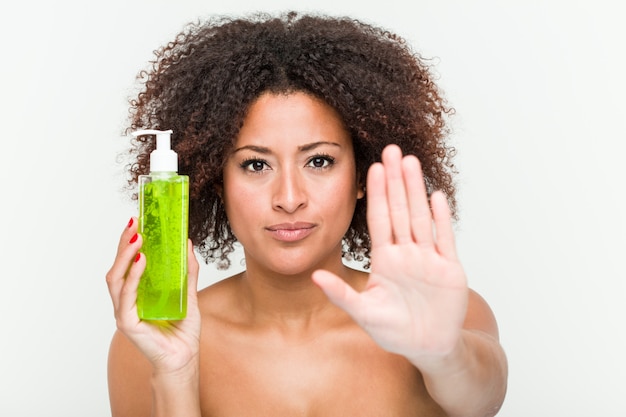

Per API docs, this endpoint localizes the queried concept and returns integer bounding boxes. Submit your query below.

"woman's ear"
[357,183,365,199]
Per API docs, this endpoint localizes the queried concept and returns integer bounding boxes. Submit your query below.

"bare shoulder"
[196,272,245,321]
[108,330,152,417]
[464,288,500,339]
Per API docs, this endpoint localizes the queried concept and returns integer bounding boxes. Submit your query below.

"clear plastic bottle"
[133,129,189,320]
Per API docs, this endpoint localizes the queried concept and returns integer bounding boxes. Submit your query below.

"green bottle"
[134,129,189,321]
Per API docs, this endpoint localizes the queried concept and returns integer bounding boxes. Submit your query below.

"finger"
[186,240,200,305]
[187,240,199,289]
[105,218,142,309]
[113,217,139,257]
[431,191,458,260]
[115,251,145,330]
[311,270,363,319]
[382,145,412,244]
[366,162,392,247]
[402,155,434,247]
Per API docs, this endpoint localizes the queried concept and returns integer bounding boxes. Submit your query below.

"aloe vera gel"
[134,129,189,320]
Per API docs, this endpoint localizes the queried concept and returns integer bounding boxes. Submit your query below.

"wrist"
[152,353,200,379]
[411,330,507,417]
[408,333,469,378]
[151,358,201,417]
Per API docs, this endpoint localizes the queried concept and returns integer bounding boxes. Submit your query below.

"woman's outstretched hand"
[313,144,469,363]
[105,218,202,375]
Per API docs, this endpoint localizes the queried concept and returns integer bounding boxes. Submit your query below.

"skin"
[107,92,507,417]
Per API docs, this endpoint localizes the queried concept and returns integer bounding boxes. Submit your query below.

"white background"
[1,1,624,416]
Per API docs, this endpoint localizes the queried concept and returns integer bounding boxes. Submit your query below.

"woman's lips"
[266,222,316,242]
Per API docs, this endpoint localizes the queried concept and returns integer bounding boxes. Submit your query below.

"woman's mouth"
[265,222,316,242]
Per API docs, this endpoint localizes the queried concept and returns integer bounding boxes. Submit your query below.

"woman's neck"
[235,256,361,333]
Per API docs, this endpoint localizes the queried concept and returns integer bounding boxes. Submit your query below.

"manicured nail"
[129,233,138,244]
[127,218,134,228]
[134,253,141,263]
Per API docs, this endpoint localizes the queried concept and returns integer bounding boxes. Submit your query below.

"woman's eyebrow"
[298,141,342,152]
[233,141,342,154]
[232,145,271,154]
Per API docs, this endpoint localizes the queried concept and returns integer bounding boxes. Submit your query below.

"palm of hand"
[107,236,202,374]
[362,238,468,358]
[127,294,202,372]
[314,145,468,360]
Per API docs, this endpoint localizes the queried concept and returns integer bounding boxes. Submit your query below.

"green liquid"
[137,173,189,320]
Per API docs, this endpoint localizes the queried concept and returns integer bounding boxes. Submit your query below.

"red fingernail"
[134,253,141,263]
[127,218,134,228]
[129,233,138,244]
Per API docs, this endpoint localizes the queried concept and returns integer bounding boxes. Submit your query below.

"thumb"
[312,270,362,318]
[187,240,199,291]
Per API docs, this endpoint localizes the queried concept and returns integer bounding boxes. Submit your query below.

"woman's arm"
[106,219,202,417]
[313,144,508,416]
[415,291,508,417]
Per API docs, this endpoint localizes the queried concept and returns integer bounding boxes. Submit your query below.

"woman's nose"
[272,168,308,213]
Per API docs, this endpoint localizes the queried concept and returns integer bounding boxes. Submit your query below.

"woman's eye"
[307,156,334,169]
[241,159,268,172]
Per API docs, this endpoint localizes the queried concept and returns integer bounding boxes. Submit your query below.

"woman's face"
[222,91,364,276]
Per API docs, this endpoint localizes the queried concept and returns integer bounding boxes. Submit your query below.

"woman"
[106,11,508,417]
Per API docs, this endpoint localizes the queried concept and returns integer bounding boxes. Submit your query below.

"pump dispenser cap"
[132,129,177,172]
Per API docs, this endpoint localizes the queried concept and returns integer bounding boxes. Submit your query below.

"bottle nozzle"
[131,129,177,172]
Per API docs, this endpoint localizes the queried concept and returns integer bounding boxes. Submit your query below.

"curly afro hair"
[123,11,457,268]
